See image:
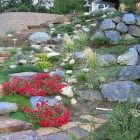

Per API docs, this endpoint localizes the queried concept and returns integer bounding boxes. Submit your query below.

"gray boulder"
[112,16,121,23]
[75,91,102,101]
[30,96,59,108]
[98,54,117,67]
[100,18,116,30]
[122,14,136,24]
[91,31,105,39]
[118,65,140,80]
[28,32,50,44]
[128,25,140,37]
[116,22,128,33]
[135,15,140,25]
[105,30,121,43]
[100,81,140,102]
[133,44,140,53]
[15,51,25,61]
[117,48,138,66]
[0,102,18,114]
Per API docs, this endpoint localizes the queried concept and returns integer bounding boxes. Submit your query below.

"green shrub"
[119,37,140,45]
[77,73,88,81]
[48,56,61,62]
[1,65,44,75]
[51,31,58,37]
[22,46,41,53]
[63,64,74,70]
[4,28,16,35]
[91,37,112,45]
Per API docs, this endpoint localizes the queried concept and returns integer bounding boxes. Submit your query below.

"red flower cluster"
[2,73,67,97]
[24,101,70,127]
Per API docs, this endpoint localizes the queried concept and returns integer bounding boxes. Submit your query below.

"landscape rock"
[9,65,16,69]
[47,52,60,57]
[117,48,138,65]
[122,14,136,24]
[81,68,90,73]
[100,81,140,102]
[128,25,140,37]
[91,31,105,39]
[69,59,75,64]
[0,130,40,140]
[133,44,140,53]
[28,32,50,43]
[98,54,117,67]
[60,62,65,66]
[66,70,73,74]
[15,51,25,61]
[61,86,74,97]
[30,96,58,108]
[112,16,121,23]
[82,27,90,32]
[105,30,121,43]
[116,22,128,33]
[74,52,85,58]
[55,70,65,77]
[0,117,33,133]
[19,59,27,64]
[75,91,103,101]
[67,78,77,84]
[0,102,18,114]
[100,18,115,30]
[118,65,140,80]
[9,72,37,82]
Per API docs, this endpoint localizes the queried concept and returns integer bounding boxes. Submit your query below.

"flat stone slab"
[0,52,11,57]
[0,57,8,63]
[0,102,18,114]
[9,72,37,82]
[60,122,81,130]
[41,131,71,140]
[0,117,33,133]
[0,130,40,140]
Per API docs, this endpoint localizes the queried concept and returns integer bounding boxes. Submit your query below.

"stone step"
[0,130,40,140]
[0,57,8,63]
[0,102,18,115]
[0,52,11,57]
[0,117,33,133]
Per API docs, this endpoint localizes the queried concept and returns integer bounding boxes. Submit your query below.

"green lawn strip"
[0,74,8,84]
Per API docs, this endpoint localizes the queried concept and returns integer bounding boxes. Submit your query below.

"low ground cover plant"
[24,101,70,127]
[2,73,67,97]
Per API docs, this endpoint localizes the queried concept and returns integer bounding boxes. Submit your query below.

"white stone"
[84,12,90,16]
[69,59,75,64]
[7,34,13,37]
[71,98,77,105]
[50,28,56,31]
[9,65,16,69]
[19,60,27,64]
[63,59,69,62]
[43,47,52,52]
[90,23,97,27]
[47,52,60,57]
[73,31,79,34]
[82,28,90,32]
[55,96,62,101]
[60,62,65,66]
[75,24,82,28]
[81,68,90,73]
[117,48,138,66]
[102,15,107,18]
[44,69,49,73]
[67,78,77,84]
[31,44,41,49]
[61,86,74,98]
[66,70,73,74]
[34,57,40,61]
[85,20,91,22]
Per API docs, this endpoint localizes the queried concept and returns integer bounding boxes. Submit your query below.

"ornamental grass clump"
[2,73,67,97]
[24,101,70,127]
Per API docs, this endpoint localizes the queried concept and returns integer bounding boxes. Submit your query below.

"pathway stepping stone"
[0,102,18,114]
[9,72,37,82]
[0,117,33,133]
[0,52,11,57]
[0,130,40,140]
[0,57,8,63]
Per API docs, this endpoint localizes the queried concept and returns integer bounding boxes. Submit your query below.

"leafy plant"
[48,56,61,62]
[119,37,140,45]
[91,37,112,45]
[51,31,58,37]
[22,46,41,53]
[77,73,88,81]
[63,64,74,70]
[0,65,44,76]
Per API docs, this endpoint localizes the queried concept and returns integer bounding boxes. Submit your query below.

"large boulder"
[128,25,140,37]
[122,14,136,24]
[118,65,140,80]
[75,91,102,101]
[100,81,140,102]
[133,44,140,53]
[91,31,105,39]
[105,30,121,43]
[117,48,138,65]
[98,54,117,67]
[135,15,140,26]
[116,22,128,33]
[100,18,115,30]
[28,32,50,44]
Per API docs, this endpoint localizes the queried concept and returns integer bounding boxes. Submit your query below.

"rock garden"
[0,8,140,140]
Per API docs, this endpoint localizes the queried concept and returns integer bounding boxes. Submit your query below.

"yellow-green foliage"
[35,53,52,69]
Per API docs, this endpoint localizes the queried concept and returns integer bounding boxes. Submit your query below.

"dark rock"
[75,91,102,101]
[133,44,140,53]
[128,25,140,37]
[105,30,121,43]
[116,22,128,33]
[122,14,136,24]
[118,65,140,80]
[91,31,105,39]
[100,18,115,30]
[100,81,140,102]
[112,16,121,23]
[135,15,140,25]
[0,130,40,140]
[15,51,25,61]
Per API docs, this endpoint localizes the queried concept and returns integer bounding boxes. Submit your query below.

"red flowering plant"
[24,101,70,127]
[2,73,67,97]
